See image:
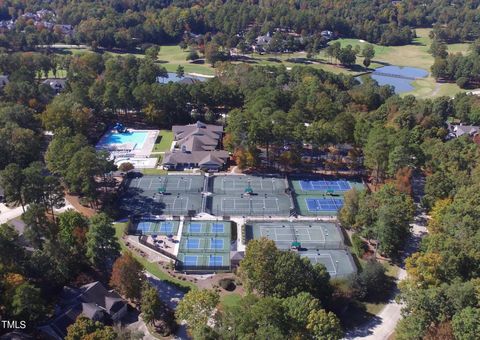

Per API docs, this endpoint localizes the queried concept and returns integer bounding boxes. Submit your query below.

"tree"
[66,316,117,340]
[86,213,120,271]
[339,188,361,228]
[363,125,391,183]
[110,252,145,301]
[175,289,219,335]
[351,260,389,301]
[176,65,185,78]
[57,210,89,256]
[217,295,289,339]
[118,162,134,172]
[429,39,448,59]
[0,163,26,210]
[282,292,321,337]
[204,42,224,66]
[141,283,164,326]
[362,44,375,59]
[239,238,278,296]
[374,185,414,257]
[452,307,480,340]
[145,45,160,60]
[22,203,53,248]
[11,282,47,325]
[306,309,343,340]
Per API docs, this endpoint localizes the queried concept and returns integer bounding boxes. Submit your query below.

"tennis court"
[133,220,179,235]
[210,193,292,216]
[182,221,231,236]
[120,175,205,216]
[129,174,205,193]
[176,252,231,272]
[295,196,344,216]
[300,250,357,278]
[305,197,344,212]
[248,222,344,250]
[179,236,230,252]
[290,176,364,195]
[211,175,287,194]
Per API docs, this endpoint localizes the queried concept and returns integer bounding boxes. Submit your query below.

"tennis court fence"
[271,240,348,250]
[175,264,231,273]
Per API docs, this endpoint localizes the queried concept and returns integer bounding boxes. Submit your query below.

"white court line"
[137,177,143,188]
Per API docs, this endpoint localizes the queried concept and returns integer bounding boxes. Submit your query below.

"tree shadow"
[340,300,382,336]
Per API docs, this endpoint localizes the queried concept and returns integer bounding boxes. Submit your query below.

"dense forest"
[0,0,480,50]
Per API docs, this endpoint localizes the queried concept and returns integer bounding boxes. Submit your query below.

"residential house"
[253,32,272,52]
[42,78,67,93]
[447,122,480,138]
[38,281,128,340]
[162,121,229,171]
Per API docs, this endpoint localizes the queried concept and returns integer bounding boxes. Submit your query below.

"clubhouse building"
[162,121,229,171]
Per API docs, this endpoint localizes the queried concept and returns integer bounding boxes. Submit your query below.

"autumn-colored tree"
[306,309,343,340]
[424,321,454,340]
[394,167,413,196]
[66,316,117,340]
[405,252,445,288]
[427,198,452,234]
[234,147,247,170]
[110,252,145,301]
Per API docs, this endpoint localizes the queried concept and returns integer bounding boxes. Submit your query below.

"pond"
[156,72,208,83]
[358,66,429,94]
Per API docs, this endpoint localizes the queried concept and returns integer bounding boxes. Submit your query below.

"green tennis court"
[179,236,231,252]
[212,175,287,194]
[130,174,205,193]
[209,193,292,216]
[176,252,231,272]
[300,250,357,278]
[182,221,231,236]
[248,222,344,250]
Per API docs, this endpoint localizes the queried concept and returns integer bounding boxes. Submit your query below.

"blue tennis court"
[183,255,198,266]
[159,222,174,233]
[210,238,224,250]
[306,198,344,212]
[300,180,351,191]
[209,255,224,266]
[211,223,225,233]
[136,220,177,234]
[186,238,201,249]
[138,221,154,233]
[188,223,203,233]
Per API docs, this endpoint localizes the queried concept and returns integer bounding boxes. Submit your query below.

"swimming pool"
[101,131,148,150]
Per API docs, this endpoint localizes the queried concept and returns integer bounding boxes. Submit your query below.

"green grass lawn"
[219,293,242,309]
[52,28,471,97]
[114,222,194,291]
[153,130,174,152]
[140,168,167,175]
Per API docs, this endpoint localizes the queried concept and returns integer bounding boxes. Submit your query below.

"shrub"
[186,50,200,61]
[119,162,135,172]
[456,76,469,88]
[218,278,236,291]
[351,233,367,257]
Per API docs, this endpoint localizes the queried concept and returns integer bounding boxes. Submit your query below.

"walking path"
[345,173,427,340]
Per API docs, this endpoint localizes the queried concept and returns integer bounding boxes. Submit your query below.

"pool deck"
[96,129,159,157]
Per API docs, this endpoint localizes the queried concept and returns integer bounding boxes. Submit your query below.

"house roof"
[82,302,103,319]
[172,121,223,152]
[163,150,229,166]
[39,281,126,339]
